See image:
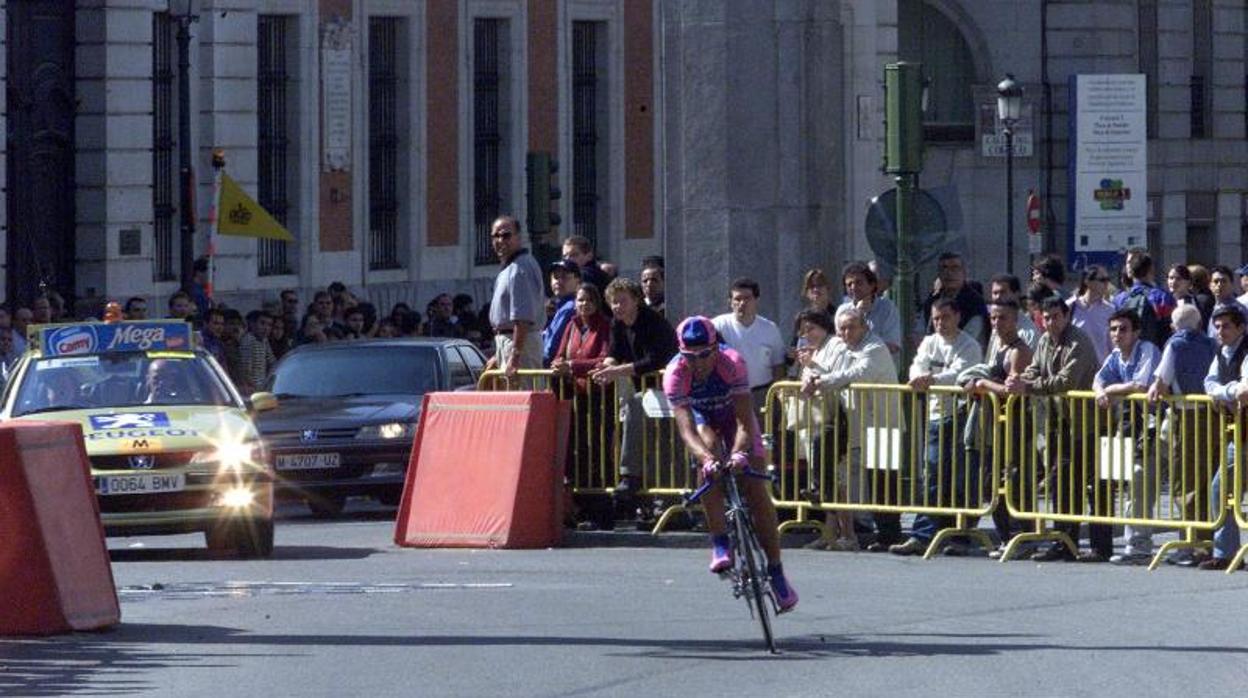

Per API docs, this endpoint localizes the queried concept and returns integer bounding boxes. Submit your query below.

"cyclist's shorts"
[705,410,766,460]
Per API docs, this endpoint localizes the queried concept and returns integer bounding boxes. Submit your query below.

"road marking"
[118,580,513,601]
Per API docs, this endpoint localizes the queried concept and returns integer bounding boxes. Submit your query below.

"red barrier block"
[395,392,568,549]
[0,421,120,635]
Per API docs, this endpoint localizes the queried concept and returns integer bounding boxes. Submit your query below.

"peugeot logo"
[301,429,318,443]
[128,455,155,470]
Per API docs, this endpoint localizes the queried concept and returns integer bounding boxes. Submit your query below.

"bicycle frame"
[687,466,779,653]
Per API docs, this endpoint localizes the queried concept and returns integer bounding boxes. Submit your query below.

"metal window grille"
[1191,0,1212,139]
[368,17,402,270]
[1138,0,1158,139]
[572,21,600,249]
[1190,75,1207,139]
[473,18,502,266]
[258,15,292,276]
[152,12,177,282]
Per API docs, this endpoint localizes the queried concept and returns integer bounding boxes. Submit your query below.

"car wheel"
[307,493,346,518]
[204,518,275,559]
[376,489,403,507]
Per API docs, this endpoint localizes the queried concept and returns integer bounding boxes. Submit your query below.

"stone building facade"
[1,0,1245,328]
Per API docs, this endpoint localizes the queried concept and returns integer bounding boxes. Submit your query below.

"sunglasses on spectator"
[680,347,715,359]
[491,231,514,240]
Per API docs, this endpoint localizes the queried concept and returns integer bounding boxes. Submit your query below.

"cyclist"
[663,316,798,612]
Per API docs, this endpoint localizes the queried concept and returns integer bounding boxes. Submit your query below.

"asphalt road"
[4,502,1248,697]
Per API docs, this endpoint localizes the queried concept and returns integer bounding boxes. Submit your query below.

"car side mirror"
[249,391,279,412]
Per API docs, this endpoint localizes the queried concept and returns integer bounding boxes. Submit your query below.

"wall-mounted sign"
[1067,74,1147,269]
[321,18,353,172]
[978,103,1033,158]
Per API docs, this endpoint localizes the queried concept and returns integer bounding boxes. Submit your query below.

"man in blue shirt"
[542,258,581,366]
[1093,309,1161,564]
[487,216,546,375]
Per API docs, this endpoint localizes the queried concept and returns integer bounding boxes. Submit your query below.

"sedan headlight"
[191,440,264,471]
[356,422,414,440]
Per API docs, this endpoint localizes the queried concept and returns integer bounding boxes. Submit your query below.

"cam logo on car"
[89,412,171,430]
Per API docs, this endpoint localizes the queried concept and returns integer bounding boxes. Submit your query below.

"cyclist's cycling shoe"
[769,565,799,613]
[709,535,733,574]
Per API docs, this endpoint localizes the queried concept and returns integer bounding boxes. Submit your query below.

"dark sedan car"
[257,337,486,516]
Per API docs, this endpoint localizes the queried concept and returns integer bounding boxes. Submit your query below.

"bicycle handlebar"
[684,466,774,505]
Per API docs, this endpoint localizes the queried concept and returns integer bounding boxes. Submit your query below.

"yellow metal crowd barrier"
[1231,450,1248,572]
[765,381,1000,558]
[478,370,1248,563]
[477,369,618,494]
[477,369,694,532]
[999,391,1235,569]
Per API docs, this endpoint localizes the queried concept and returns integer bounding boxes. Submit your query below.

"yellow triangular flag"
[217,172,295,241]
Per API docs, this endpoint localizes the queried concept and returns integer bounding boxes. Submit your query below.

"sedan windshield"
[271,347,441,398]
[12,353,236,416]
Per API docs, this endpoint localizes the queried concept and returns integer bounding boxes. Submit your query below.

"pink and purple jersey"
[662,347,751,425]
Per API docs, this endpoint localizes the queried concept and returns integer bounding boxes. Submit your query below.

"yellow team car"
[0,319,277,557]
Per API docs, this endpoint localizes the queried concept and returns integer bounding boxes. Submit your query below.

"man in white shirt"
[891,298,984,556]
[1196,306,1248,570]
[712,277,787,412]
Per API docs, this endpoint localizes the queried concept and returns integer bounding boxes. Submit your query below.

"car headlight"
[357,422,414,440]
[191,441,264,471]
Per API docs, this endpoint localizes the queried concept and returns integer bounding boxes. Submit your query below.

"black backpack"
[1121,286,1170,346]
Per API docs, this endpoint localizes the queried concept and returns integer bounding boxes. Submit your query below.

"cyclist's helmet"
[676,315,718,351]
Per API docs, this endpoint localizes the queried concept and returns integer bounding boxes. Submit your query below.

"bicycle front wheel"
[734,511,775,653]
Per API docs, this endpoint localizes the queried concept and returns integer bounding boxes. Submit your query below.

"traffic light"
[526,151,561,234]
[883,62,924,174]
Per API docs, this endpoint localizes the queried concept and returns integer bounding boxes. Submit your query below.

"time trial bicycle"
[686,462,780,654]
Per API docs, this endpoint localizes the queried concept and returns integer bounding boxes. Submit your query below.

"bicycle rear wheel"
[733,511,775,653]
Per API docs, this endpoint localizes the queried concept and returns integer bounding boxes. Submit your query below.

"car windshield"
[271,346,441,398]
[11,352,236,416]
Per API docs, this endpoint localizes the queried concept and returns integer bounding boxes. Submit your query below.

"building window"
[257,15,294,276]
[898,0,977,142]
[1191,0,1212,139]
[472,18,511,266]
[571,21,607,252]
[1138,0,1158,139]
[152,12,177,282]
[368,17,404,270]
[1186,192,1217,266]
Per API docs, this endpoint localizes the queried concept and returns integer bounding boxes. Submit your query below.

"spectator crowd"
[8,215,1248,571]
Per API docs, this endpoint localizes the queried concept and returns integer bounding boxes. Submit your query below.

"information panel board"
[1067,74,1147,270]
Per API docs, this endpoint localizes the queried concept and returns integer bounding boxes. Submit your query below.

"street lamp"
[170,0,199,292]
[997,74,1023,274]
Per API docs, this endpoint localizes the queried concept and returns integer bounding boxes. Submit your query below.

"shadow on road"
[108,545,381,563]
[7,621,1248,696]
[0,624,298,697]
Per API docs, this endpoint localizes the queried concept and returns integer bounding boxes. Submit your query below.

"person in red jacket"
[551,282,614,527]
[552,283,612,390]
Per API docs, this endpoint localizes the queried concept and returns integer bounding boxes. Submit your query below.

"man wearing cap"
[486,216,545,375]
[542,258,581,366]
[663,315,798,613]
